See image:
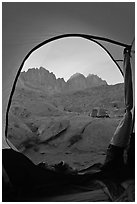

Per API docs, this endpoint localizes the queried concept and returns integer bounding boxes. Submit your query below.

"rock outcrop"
[38,119,70,142]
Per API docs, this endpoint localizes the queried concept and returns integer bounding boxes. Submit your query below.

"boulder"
[38,119,70,142]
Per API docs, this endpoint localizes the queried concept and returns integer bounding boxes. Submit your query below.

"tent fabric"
[123,48,133,111]
[110,111,132,147]
[2,148,109,201]
[2,148,134,202]
[110,48,133,148]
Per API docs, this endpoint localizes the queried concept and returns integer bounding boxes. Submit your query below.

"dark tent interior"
[2,2,135,202]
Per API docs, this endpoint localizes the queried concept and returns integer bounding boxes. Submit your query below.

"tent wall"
[2,2,135,148]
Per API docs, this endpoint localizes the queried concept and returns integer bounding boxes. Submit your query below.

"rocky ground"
[22,116,121,170]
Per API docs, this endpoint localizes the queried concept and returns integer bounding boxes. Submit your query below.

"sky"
[22,37,124,85]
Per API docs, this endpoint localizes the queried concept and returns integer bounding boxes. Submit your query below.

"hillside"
[49,83,124,114]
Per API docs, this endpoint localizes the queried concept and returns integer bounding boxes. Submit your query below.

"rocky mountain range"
[19,67,107,93]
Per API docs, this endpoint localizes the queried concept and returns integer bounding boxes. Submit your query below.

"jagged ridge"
[20,67,107,93]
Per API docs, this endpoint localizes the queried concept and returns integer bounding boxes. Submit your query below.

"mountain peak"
[87,73,96,77]
[69,73,85,80]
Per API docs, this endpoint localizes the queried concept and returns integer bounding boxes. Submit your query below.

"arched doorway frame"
[5,33,132,144]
